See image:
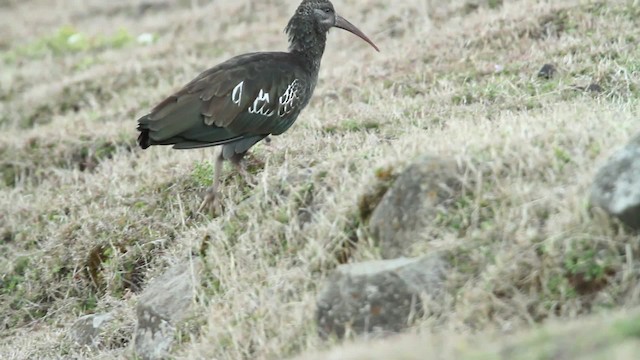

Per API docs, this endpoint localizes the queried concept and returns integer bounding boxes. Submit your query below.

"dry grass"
[1,0,640,358]
[296,308,640,360]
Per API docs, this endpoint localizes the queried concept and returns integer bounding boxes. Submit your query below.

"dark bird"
[136,0,378,213]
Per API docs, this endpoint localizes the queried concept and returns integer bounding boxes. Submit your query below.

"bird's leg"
[198,149,224,214]
[230,151,257,187]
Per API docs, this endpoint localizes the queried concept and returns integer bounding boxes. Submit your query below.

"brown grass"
[1,0,639,358]
[296,308,640,360]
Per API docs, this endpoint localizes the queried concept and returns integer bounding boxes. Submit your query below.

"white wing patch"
[248,89,274,116]
[232,81,244,106]
[240,79,301,118]
[278,79,300,118]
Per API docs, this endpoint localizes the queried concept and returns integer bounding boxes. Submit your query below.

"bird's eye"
[324,8,332,13]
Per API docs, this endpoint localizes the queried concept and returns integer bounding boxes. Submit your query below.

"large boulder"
[134,259,202,360]
[590,132,640,229]
[316,255,447,339]
[369,156,464,258]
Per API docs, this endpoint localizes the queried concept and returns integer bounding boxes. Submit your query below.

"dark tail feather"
[137,117,151,149]
[137,129,151,149]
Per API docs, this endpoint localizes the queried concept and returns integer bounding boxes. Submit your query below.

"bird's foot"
[198,186,222,215]
[237,167,258,188]
[243,153,266,171]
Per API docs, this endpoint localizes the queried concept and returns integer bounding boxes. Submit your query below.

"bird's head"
[287,0,379,52]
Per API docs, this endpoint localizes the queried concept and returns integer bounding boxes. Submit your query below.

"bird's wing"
[139,53,308,148]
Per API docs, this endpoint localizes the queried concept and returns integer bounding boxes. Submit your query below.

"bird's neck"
[285,19,326,75]
[289,41,325,75]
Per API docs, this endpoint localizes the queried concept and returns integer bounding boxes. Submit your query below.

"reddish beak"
[334,14,379,52]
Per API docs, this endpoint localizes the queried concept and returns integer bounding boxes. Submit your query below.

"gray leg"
[230,151,257,187]
[198,149,224,214]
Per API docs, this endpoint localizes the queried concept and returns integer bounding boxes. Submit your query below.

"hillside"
[298,309,640,360]
[1,0,639,359]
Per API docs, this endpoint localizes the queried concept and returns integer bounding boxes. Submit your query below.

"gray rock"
[538,63,557,79]
[69,312,114,348]
[134,260,202,360]
[316,255,447,339]
[586,83,603,93]
[590,133,640,229]
[369,156,463,258]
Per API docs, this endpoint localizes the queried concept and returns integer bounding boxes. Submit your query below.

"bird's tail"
[137,116,151,149]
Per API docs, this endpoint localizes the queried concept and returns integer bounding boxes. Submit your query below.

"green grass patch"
[3,25,139,64]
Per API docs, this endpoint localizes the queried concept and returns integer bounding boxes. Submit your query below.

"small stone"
[586,83,603,93]
[590,132,640,229]
[69,313,114,348]
[134,260,202,360]
[537,63,556,79]
[316,255,447,339]
[137,1,170,15]
[463,2,480,15]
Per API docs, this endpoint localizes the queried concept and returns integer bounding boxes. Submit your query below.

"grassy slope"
[297,309,640,360]
[1,0,639,358]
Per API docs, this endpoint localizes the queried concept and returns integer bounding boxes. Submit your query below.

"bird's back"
[137,51,316,153]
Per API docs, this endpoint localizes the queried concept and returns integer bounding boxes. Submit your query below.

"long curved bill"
[335,14,380,52]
